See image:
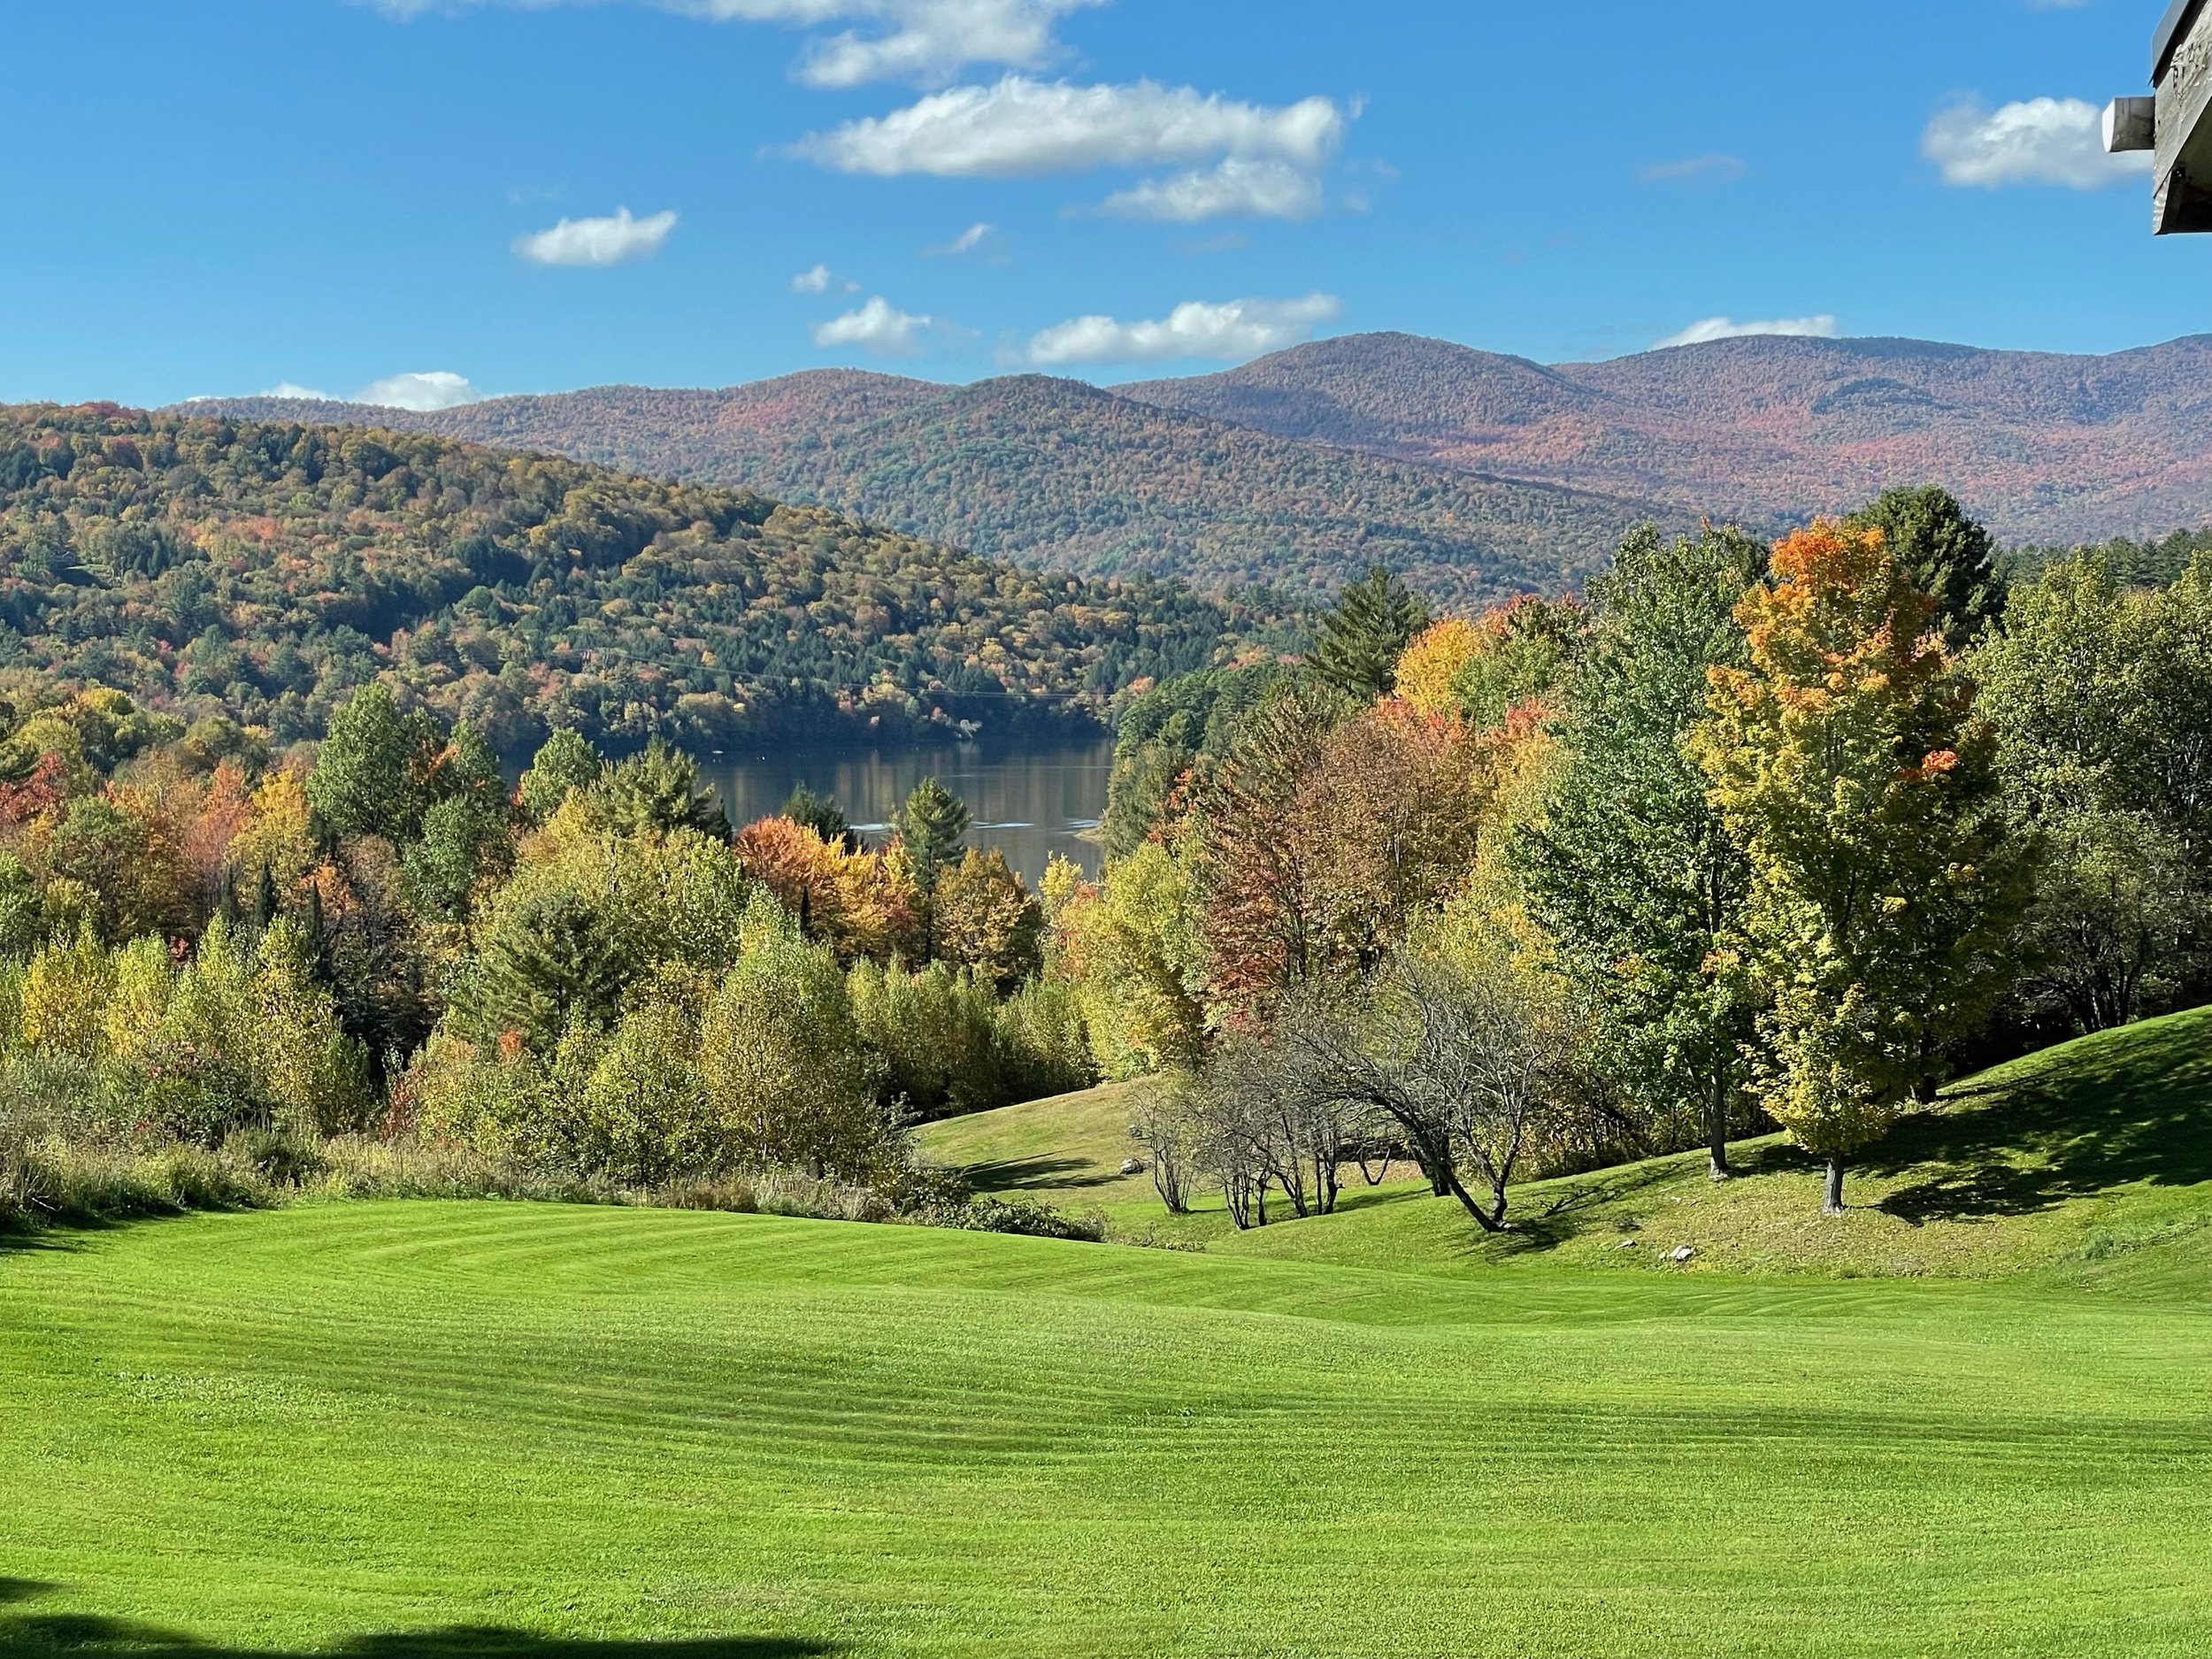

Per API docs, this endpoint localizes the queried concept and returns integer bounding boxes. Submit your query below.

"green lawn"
[6,1014,2212,1657]
[929,1004,2212,1286]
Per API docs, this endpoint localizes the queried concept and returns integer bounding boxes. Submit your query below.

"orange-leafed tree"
[1694,521,2027,1215]
[1197,686,1487,1027]
[733,815,920,964]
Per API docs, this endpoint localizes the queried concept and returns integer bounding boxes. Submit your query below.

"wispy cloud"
[1922,96,2154,188]
[1654,315,1841,349]
[791,76,1348,177]
[513,206,679,266]
[925,220,999,256]
[364,0,1102,88]
[1025,293,1340,365]
[1637,153,1747,185]
[221,371,490,410]
[812,295,937,355]
[1096,157,1325,222]
[790,263,861,294]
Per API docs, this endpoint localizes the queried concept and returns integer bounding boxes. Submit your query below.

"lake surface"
[706,734,1116,886]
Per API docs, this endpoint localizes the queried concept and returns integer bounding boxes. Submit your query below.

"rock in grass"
[1120,1157,1148,1177]
[1671,1246,1696,1263]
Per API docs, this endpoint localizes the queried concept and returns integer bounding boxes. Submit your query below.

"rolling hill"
[188,329,2212,605]
[1125,330,2212,544]
[921,1002,2212,1286]
[7,1007,2212,1655]
[192,375,1683,606]
[0,404,1244,751]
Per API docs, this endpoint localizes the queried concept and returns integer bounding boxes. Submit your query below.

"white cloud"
[1025,292,1340,365]
[788,0,1102,88]
[365,0,1099,87]
[224,372,487,409]
[357,371,487,411]
[791,76,1348,177]
[1654,315,1842,349]
[512,206,679,266]
[1921,97,2154,188]
[1637,153,1747,184]
[812,295,935,355]
[1096,157,1324,222]
[927,220,997,255]
[790,263,860,293]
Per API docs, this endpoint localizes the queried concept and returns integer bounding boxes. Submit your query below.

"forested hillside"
[195,375,1687,605]
[1125,331,2212,543]
[193,328,2212,579]
[0,404,1255,750]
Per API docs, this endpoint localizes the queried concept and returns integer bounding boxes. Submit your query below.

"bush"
[926,1194,1106,1242]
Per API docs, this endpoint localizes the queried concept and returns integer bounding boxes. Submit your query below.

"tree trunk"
[1823,1155,1846,1217]
[1706,1075,1732,1182]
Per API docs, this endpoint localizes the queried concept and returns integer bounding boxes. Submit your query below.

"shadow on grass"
[1871,1010,2212,1225]
[0,1601,833,1659]
[960,1156,1124,1194]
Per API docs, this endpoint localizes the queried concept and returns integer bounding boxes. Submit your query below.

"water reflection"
[705,734,1115,886]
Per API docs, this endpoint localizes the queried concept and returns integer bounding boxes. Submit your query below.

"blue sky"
[2,0,2200,409]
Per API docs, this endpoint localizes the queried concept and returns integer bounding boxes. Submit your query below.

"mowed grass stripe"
[6,1201,2212,1657]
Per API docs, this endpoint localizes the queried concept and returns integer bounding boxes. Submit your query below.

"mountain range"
[187,329,2212,601]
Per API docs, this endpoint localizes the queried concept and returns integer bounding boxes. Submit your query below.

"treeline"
[1064,487,2212,1225]
[0,404,1255,754]
[0,686,1098,1234]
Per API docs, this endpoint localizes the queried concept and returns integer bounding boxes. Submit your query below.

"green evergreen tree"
[590,740,728,840]
[1307,565,1430,702]
[307,684,440,844]
[782,782,856,849]
[250,859,279,936]
[895,778,970,896]
[1847,485,2001,649]
[471,890,631,1050]
[518,728,603,826]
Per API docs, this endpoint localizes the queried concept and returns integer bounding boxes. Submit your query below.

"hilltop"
[189,330,2212,596]
[0,404,1247,750]
[1126,330,2212,543]
[196,373,1681,606]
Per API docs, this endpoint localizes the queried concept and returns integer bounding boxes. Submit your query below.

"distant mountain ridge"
[184,329,2212,599]
[1123,331,2212,543]
[193,372,1685,604]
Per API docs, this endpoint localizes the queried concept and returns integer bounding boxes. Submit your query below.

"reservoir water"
[704,733,1116,887]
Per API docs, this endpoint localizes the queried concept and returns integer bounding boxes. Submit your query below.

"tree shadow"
[960,1156,1124,1193]
[0,1604,833,1659]
[1871,1013,2212,1225]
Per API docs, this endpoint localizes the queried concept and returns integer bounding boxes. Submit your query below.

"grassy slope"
[4,1014,2210,1657]
[5,1202,2212,1659]
[925,1004,2212,1290]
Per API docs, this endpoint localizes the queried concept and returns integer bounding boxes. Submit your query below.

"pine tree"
[517,728,602,826]
[472,890,631,1050]
[1307,565,1430,703]
[1847,485,2001,649]
[590,740,728,840]
[895,778,970,896]
[782,783,856,851]
[307,684,440,844]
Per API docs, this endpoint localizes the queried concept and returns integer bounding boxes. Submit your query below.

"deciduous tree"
[1695,522,2028,1214]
